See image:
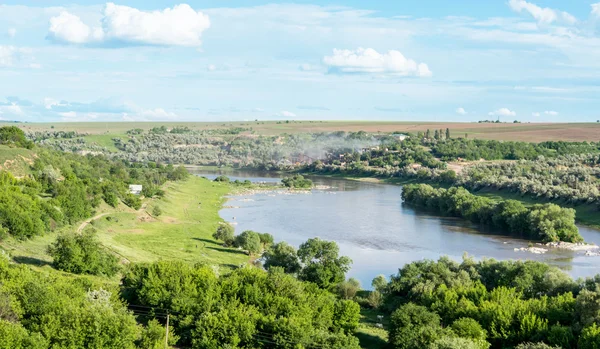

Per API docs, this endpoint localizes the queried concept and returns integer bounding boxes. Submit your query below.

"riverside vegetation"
[3,125,600,348]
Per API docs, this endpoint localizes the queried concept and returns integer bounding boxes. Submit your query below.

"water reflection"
[190,169,600,287]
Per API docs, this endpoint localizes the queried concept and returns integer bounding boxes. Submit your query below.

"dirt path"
[77,212,111,233]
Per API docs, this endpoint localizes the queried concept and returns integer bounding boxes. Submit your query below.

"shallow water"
[193,169,600,287]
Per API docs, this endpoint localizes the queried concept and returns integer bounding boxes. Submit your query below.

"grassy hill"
[0,144,36,176]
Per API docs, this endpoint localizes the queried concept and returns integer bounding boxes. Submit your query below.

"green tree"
[389,303,445,349]
[337,278,361,299]
[516,343,561,349]
[151,205,162,217]
[234,230,262,255]
[333,299,361,333]
[297,238,352,289]
[429,336,489,349]
[579,323,600,349]
[446,128,451,139]
[212,224,235,246]
[263,242,301,274]
[0,126,33,149]
[47,230,119,276]
[372,274,388,293]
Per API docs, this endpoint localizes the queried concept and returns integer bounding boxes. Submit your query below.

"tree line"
[402,184,582,242]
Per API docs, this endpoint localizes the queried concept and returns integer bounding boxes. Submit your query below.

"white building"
[129,184,143,195]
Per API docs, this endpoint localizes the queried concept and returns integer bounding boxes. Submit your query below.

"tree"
[234,230,262,255]
[434,130,440,140]
[451,318,487,342]
[372,274,388,293]
[297,238,352,289]
[429,336,489,349]
[47,230,119,276]
[446,128,451,139]
[516,343,561,349]
[426,129,431,139]
[333,299,361,333]
[0,126,33,149]
[258,232,274,248]
[579,323,600,349]
[388,303,445,349]
[212,224,235,246]
[337,278,361,299]
[263,242,301,274]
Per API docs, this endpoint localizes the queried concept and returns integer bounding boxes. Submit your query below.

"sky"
[1,1,600,122]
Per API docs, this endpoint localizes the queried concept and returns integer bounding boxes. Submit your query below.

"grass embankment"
[0,144,36,176]
[1,176,249,274]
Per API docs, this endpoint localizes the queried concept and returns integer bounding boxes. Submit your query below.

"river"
[192,169,600,288]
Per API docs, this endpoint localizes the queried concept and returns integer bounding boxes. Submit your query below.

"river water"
[193,170,600,287]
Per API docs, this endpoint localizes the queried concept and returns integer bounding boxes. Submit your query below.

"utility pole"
[165,313,169,349]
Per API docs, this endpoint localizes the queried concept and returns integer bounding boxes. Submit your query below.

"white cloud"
[0,104,24,116]
[0,46,16,66]
[48,11,104,44]
[323,47,432,77]
[299,63,313,71]
[544,110,558,115]
[102,3,210,46]
[58,111,77,118]
[592,3,600,17]
[508,0,576,25]
[207,64,217,72]
[455,107,467,115]
[7,28,16,38]
[47,3,210,46]
[532,112,541,117]
[252,108,265,113]
[277,110,296,118]
[488,108,516,117]
[138,108,177,119]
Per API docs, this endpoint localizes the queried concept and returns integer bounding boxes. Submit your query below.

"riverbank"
[297,171,600,231]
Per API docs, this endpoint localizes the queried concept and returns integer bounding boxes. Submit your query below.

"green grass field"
[0,176,250,275]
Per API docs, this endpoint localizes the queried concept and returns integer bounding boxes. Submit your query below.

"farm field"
[5,120,600,142]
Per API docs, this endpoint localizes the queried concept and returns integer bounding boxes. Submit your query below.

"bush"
[0,126,33,149]
[214,175,230,183]
[47,230,119,276]
[212,224,235,246]
[281,174,313,188]
[234,230,262,255]
[151,205,162,217]
[123,194,142,210]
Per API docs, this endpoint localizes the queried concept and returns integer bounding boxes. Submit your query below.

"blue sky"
[1,1,600,122]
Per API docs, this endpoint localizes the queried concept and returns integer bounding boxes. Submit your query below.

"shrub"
[47,230,119,276]
[151,205,162,217]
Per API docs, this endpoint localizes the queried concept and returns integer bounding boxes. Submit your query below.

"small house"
[393,133,408,141]
[129,184,143,195]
